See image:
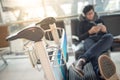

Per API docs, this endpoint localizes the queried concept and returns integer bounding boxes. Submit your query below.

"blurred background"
[0,0,120,80]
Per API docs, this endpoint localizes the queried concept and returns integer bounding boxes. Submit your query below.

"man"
[74,5,113,80]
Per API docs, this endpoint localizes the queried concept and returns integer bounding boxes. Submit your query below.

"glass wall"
[1,0,120,22]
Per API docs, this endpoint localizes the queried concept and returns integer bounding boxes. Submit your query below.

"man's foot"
[75,59,85,70]
[72,59,85,77]
[98,55,119,80]
[72,63,84,77]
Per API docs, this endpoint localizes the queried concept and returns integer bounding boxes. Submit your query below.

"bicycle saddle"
[36,17,56,30]
[6,27,44,42]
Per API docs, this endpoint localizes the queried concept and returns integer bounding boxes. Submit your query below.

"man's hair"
[83,5,94,15]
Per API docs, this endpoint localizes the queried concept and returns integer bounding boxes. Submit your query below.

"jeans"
[80,33,113,80]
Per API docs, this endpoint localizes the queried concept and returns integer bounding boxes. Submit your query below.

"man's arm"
[97,19,107,33]
[78,21,100,41]
[77,22,89,41]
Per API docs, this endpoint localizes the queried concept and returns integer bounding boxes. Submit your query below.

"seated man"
[74,5,113,80]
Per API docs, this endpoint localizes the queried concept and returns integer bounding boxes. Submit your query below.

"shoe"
[75,60,85,70]
[98,55,119,80]
[71,60,85,77]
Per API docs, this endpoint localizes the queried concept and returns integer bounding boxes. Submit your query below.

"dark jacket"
[78,18,106,41]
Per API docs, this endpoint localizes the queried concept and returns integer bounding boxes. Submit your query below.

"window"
[1,0,120,22]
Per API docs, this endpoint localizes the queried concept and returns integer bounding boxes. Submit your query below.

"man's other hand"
[88,26,101,34]
[98,25,107,33]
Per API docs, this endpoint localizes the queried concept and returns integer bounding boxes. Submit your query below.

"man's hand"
[98,24,107,33]
[88,26,101,34]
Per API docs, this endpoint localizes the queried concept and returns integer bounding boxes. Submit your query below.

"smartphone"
[97,23,103,26]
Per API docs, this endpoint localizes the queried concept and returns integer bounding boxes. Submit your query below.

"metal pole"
[34,41,55,80]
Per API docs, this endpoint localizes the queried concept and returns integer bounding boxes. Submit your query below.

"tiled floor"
[0,55,45,80]
[110,52,120,76]
[0,52,120,80]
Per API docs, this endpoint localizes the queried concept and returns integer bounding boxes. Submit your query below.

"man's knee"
[103,33,113,41]
[84,39,94,50]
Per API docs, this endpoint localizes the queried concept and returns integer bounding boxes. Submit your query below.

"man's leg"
[78,37,95,60]
[84,38,95,51]
[84,37,104,79]
[74,37,95,76]
[75,33,113,78]
[74,38,95,76]
[81,33,113,62]
[86,34,113,79]
[91,56,104,80]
